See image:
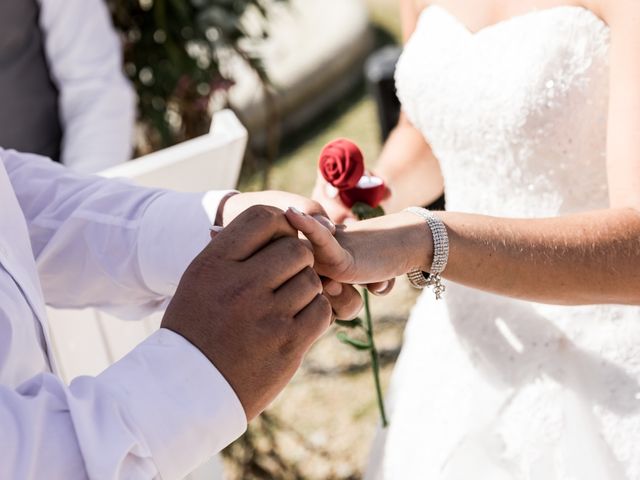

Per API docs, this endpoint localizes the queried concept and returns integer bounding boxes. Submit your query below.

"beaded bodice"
[395,5,610,217]
[380,10,640,479]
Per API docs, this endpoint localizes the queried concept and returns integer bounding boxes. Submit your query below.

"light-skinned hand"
[311,174,357,225]
[286,207,433,286]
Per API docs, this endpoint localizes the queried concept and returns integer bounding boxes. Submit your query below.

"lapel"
[0,161,56,371]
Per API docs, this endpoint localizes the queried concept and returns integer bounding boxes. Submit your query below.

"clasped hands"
[162,191,432,421]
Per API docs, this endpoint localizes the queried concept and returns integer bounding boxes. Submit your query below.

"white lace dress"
[367,6,640,480]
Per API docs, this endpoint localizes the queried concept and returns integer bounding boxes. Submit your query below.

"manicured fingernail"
[373,281,389,293]
[288,206,305,216]
[312,214,336,232]
[209,225,224,233]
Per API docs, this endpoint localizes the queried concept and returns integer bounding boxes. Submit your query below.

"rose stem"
[363,289,389,428]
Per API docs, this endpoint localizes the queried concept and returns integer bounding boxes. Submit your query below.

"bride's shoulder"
[400,0,433,42]
[400,0,431,14]
[591,0,640,27]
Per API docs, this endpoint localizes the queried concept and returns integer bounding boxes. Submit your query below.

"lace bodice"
[395,5,610,217]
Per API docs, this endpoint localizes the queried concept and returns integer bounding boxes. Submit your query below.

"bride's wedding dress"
[368,5,640,479]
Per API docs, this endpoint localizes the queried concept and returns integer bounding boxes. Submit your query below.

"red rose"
[339,175,389,208]
[318,139,365,190]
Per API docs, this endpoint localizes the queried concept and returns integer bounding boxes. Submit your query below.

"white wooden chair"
[46,109,248,480]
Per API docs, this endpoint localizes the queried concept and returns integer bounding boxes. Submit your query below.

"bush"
[108,0,283,152]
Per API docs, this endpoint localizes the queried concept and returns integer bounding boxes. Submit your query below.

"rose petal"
[318,139,365,190]
[339,180,389,208]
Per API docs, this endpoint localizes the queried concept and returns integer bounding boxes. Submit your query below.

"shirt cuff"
[97,328,247,479]
[138,189,238,296]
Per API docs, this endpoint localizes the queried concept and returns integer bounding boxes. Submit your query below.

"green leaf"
[336,332,371,350]
[352,203,386,220]
[335,318,364,329]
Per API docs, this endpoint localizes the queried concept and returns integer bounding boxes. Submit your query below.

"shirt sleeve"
[36,0,136,173]
[0,328,247,479]
[2,149,236,316]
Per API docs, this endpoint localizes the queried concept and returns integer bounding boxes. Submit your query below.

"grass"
[238,0,403,196]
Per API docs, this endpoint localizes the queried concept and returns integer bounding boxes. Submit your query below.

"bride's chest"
[395,6,610,152]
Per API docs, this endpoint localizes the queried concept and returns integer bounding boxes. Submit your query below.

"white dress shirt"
[0,149,246,479]
[37,0,136,173]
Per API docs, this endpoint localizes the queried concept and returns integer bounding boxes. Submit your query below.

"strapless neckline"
[421,4,608,36]
[395,0,611,218]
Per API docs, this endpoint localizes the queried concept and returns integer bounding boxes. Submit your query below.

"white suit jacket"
[0,149,246,479]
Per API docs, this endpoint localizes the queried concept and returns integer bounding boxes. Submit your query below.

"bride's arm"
[376,0,443,213]
[375,115,444,213]
[601,0,640,208]
[289,3,640,307]
[289,206,640,306]
[395,209,640,306]
[312,0,443,222]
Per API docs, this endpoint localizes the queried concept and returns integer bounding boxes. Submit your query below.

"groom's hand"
[219,190,365,318]
[162,205,332,420]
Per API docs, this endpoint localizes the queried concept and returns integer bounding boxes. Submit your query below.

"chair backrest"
[47,109,248,382]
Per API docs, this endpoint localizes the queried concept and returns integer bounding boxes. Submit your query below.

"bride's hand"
[286,207,433,285]
[311,174,357,224]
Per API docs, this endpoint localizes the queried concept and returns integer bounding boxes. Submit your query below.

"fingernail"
[373,281,389,293]
[288,206,305,216]
[325,281,343,296]
[209,225,224,233]
[312,214,336,232]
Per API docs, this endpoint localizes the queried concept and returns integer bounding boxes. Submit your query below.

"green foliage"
[108,0,284,150]
[335,317,364,329]
[352,202,385,220]
[336,331,371,350]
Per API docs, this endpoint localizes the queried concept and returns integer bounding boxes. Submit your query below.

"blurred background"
[109,0,415,478]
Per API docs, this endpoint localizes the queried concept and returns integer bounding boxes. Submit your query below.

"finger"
[249,237,315,290]
[274,267,324,315]
[323,278,343,296]
[328,199,356,225]
[335,205,358,225]
[294,294,333,348]
[299,198,330,219]
[286,207,347,266]
[213,205,298,261]
[326,284,363,320]
[367,279,396,296]
[312,214,337,235]
[382,185,392,202]
[209,225,224,240]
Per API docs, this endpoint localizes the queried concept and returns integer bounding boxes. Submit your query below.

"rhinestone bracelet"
[405,207,449,299]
